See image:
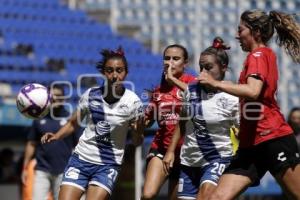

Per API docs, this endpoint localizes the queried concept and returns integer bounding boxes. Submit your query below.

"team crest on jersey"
[118,103,130,114]
[216,97,231,109]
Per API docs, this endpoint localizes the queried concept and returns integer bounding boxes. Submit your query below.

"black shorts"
[224,134,300,186]
[146,147,181,180]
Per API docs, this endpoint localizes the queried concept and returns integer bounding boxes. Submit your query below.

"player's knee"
[199,183,216,199]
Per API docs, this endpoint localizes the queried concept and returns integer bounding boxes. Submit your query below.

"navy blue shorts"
[61,154,121,194]
[178,157,231,199]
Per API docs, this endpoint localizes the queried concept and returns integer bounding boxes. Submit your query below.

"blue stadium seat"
[0,0,176,99]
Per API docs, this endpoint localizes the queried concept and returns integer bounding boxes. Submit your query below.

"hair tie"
[212,40,223,49]
[115,49,124,56]
[110,47,125,56]
[212,38,230,50]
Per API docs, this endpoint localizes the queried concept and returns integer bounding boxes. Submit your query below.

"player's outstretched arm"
[198,72,263,100]
[41,110,80,144]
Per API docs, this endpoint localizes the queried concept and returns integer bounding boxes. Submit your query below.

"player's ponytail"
[241,9,300,63]
[269,10,300,63]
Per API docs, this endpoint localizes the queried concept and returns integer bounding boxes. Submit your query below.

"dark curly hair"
[96,46,128,73]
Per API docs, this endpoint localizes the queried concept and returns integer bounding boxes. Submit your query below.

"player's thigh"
[86,185,110,200]
[59,185,84,200]
[208,174,252,200]
[275,164,300,199]
[143,157,168,193]
[266,135,300,198]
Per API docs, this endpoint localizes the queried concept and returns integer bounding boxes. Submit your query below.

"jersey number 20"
[211,162,226,175]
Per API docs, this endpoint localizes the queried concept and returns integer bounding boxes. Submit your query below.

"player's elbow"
[247,92,260,100]
[244,80,263,100]
[245,88,261,100]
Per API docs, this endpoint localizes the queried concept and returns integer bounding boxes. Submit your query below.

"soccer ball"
[16,83,52,119]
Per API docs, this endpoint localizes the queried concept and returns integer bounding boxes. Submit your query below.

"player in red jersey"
[141,44,195,200]
[198,10,300,200]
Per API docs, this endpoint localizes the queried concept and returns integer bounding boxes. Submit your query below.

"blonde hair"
[241,9,300,63]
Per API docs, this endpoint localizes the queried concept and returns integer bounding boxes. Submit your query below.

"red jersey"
[145,74,195,152]
[238,47,292,148]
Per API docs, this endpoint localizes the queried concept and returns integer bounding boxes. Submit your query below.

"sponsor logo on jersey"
[118,103,130,114]
[95,121,111,143]
[96,121,110,135]
[252,51,262,57]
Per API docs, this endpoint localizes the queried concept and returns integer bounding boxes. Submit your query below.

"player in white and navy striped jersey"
[41,47,144,200]
[163,37,239,200]
[74,86,143,166]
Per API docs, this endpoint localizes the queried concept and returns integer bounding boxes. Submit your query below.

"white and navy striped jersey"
[74,87,143,165]
[180,83,239,167]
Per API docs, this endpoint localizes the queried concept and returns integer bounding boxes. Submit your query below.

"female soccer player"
[197,10,300,200]
[163,37,239,200]
[41,47,144,200]
[141,44,195,200]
